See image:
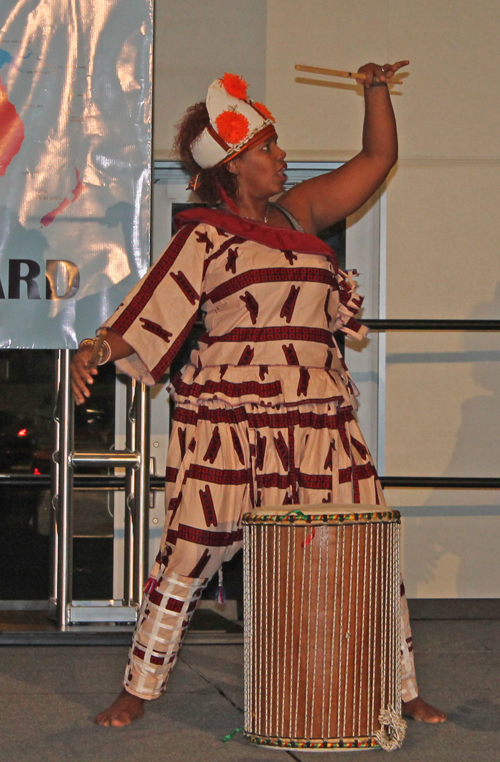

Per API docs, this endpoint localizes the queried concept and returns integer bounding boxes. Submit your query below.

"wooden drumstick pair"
[295,64,404,85]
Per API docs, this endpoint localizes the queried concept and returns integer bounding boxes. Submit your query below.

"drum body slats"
[243,505,405,751]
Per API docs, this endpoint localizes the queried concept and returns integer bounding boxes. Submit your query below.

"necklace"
[243,203,269,224]
[226,200,269,224]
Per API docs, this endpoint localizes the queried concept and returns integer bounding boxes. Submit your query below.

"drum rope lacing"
[289,527,296,735]
[304,528,312,735]
[345,522,356,736]
[373,524,381,735]
[328,518,340,731]
[282,523,292,738]
[321,525,330,738]
[381,524,388,735]
[359,520,369,736]
[295,525,307,735]
[390,526,397,722]
[271,525,278,735]
[375,706,407,751]
[353,523,361,737]
[338,527,345,734]
[374,523,407,751]
[243,508,406,751]
[243,524,251,736]
[263,525,270,733]
[367,523,375,735]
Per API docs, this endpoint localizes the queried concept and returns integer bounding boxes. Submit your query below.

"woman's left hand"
[356,60,409,88]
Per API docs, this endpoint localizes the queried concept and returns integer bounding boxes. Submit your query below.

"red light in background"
[17,428,28,437]
[33,468,41,475]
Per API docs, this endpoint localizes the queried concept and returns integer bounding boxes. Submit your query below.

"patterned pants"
[124,400,418,702]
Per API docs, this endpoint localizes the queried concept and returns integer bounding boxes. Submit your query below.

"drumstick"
[88,331,107,368]
[295,64,403,85]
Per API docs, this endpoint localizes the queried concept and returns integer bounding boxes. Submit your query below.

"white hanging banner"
[0,0,153,348]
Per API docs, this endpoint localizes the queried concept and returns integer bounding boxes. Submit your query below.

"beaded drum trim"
[242,509,401,526]
[245,731,379,750]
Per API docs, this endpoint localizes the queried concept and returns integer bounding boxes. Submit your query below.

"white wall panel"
[388,1,500,158]
[265,0,500,598]
[153,1,500,598]
[154,0,267,157]
[266,0,389,159]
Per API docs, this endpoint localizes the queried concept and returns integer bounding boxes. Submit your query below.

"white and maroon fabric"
[100,208,417,702]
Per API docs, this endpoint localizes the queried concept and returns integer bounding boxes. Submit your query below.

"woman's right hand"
[70,348,98,405]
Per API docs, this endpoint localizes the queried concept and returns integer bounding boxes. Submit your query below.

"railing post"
[49,351,61,616]
[54,349,74,627]
[133,382,150,602]
[124,378,137,604]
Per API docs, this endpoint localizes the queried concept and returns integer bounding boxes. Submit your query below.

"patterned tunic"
[101,207,417,703]
[102,207,383,581]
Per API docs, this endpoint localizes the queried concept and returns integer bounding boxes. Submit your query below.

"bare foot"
[402,696,447,723]
[95,688,145,727]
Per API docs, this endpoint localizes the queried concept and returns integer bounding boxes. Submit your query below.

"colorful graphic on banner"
[0,0,153,348]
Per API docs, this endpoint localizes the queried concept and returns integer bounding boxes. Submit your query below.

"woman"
[71,62,446,727]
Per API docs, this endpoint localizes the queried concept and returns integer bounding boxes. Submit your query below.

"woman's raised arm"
[280,60,409,234]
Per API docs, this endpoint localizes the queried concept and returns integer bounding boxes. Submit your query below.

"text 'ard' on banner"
[0,0,153,348]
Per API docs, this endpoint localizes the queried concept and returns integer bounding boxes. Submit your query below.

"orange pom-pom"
[253,102,275,122]
[216,110,250,144]
[221,73,248,100]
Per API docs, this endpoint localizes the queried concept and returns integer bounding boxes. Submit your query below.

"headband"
[190,73,276,169]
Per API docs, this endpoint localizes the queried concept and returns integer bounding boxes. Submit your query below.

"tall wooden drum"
[242,505,406,752]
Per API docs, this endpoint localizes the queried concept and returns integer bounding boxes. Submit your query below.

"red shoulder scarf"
[174,207,338,268]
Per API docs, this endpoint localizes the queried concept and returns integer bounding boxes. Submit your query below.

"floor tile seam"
[179,655,245,712]
[178,658,304,762]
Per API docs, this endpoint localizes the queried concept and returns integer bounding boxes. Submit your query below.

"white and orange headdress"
[190,73,276,169]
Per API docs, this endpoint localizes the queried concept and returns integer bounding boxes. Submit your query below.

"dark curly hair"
[173,102,237,207]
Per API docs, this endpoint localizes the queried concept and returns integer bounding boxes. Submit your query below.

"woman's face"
[230,136,287,200]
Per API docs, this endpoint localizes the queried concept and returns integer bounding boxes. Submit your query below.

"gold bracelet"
[78,337,112,365]
[78,338,95,350]
[98,340,112,365]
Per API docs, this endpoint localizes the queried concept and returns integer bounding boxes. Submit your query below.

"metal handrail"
[69,451,141,468]
[364,319,500,331]
[364,317,500,490]
[3,473,500,490]
[50,352,150,626]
